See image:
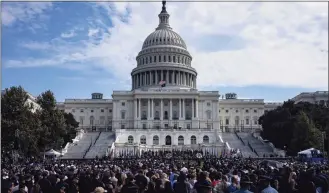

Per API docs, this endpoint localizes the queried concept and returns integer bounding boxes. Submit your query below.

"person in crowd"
[260,176,278,193]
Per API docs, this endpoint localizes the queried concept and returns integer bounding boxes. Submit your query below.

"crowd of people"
[1,152,328,193]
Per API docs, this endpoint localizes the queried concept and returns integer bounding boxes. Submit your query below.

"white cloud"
[1,2,52,26]
[88,28,99,37]
[6,2,328,90]
[61,30,76,38]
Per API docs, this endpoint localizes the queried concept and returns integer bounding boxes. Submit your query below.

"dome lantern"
[156,1,172,30]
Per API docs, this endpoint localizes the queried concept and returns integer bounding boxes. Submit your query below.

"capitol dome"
[131,1,197,91]
[142,29,187,50]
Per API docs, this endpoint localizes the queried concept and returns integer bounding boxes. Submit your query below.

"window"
[159,55,161,62]
[236,110,239,113]
[174,124,177,129]
[101,109,104,113]
[155,111,159,119]
[80,109,84,113]
[143,124,147,129]
[169,55,171,62]
[109,109,112,113]
[164,55,166,62]
[178,136,184,145]
[173,111,178,119]
[140,135,146,144]
[203,136,209,144]
[150,56,152,63]
[191,136,196,144]
[90,116,94,125]
[79,116,84,125]
[254,109,257,113]
[173,56,176,63]
[142,111,147,119]
[121,124,125,129]
[100,116,105,125]
[72,109,75,113]
[226,110,229,113]
[91,109,94,113]
[206,111,211,119]
[128,136,134,144]
[207,102,211,106]
[154,56,156,62]
[121,111,126,119]
[207,124,212,129]
[246,118,249,125]
[225,118,229,125]
[254,117,258,125]
[245,109,249,113]
[165,124,168,128]
[219,110,221,113]
[187,124,191,129]
[122,102,125,106]
[153,135,159,145]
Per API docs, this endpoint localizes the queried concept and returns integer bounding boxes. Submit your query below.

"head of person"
[240,176,253,190]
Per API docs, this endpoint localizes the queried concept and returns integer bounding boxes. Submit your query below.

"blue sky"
[2,2,328,102]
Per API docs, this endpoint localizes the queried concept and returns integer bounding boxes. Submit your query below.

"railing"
[235,131,245,146]
[83,138,93,159]
[94,132,102,145]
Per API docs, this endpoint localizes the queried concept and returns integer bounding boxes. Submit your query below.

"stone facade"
[57,2,285,153]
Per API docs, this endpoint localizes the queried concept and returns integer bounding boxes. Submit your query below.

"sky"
[2,1,328,102]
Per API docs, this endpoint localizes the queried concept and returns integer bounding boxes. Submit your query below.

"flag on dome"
[159,80,166,87]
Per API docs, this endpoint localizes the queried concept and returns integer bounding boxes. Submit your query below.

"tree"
[289,112,322,154]
[260,100,329,155]
[63,112,79,145]
[1,86,40,156]
[37,90,66,150]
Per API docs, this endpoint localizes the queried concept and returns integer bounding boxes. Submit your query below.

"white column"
[160,99,163,120]
[195,76,197,88]
[179,99,182,118]
[148,99,150,119]
[155,71,158,84]
[192,99,194,119]
[196,99,198,118]
[151,99,154,118]
[134,99,137,119]
[138,99,141,119]
[183,99,185,119]
[169,99,172,120]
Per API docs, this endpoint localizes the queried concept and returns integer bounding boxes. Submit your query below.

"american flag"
[159,80,166,87]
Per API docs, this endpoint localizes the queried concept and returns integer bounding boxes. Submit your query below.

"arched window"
[140,135,146,144]
[153,135,159,145]
[128,135,134,144]
[90,116,94,125]
[191,136,196,144]
[178,136,184,145]
[173,56,176,63]
[203,135,209,144]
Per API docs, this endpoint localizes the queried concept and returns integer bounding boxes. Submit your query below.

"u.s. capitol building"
[57,1,285,153]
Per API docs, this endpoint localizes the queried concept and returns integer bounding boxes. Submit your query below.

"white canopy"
[44,149,61,156]
[298,148,320,158]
